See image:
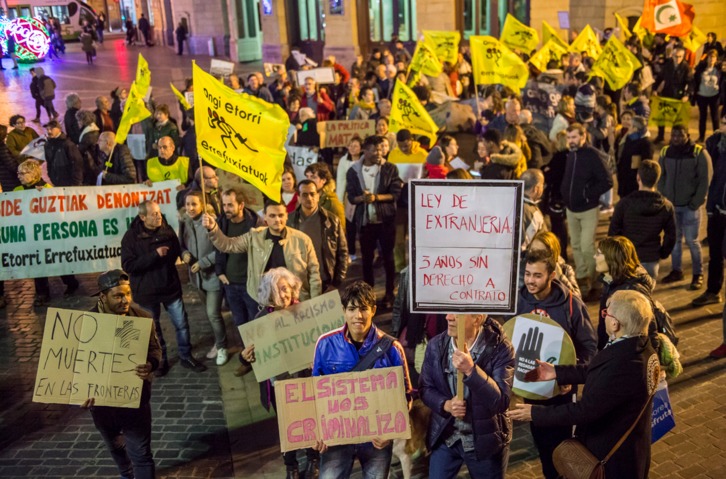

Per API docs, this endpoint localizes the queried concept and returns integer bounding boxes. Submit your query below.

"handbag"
[553,391,654,479]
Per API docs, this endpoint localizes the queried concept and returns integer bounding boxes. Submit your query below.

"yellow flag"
[614,13,632,42]
[116,82,151,145]
[590,36,642,90]
[683,25,707,53]
[170,83,192,111]
[422,31,461,65]
[650,96,690,127]
[500,14,539,53]
[529,40,568,72]
[542,21,569,51]
[470,36,529,90]
[135,53,151,97]
[569,25,602,60]
[408,41,443,77]
[632,17,648,41]
[192,63,288,202]
[389,81,439,144]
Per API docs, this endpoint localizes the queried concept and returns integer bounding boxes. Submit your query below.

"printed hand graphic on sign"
[515,326,543,381]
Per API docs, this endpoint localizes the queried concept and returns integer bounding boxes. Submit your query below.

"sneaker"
[155,360,170,377]
[234,363,252,377]
[692,291,723,306]
[206,345,218,359]
[216,347,229,366]
[689,274,704,290]
[710,344,726,359]
[180,356,207,372]
[661,270,684,284]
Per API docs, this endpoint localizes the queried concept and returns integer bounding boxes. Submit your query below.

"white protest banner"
[209,58,235,77]
[0,181,180,281]
[317,120,375,148]
[275,366,410,452]
[33,308,152,408]
[238,290,345,382]
[295,67,335,86]
[286,145,319,181]
[408,179,523,313]
[391,163,423,183]
[503,314,577,400]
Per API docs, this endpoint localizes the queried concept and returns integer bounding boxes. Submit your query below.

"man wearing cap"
[44,119,83,187]
[121,200,206,375]
[82,270,162,479]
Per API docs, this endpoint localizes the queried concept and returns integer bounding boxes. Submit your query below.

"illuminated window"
[369,0,415,43]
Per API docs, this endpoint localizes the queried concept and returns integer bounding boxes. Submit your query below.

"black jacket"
[0,144,20,191]
[44,133,83,186]
[656,58,693,99]
[597,269,654,350]
[346,160,402,229]
[98,144,136,185]
[121,216,183,305]
[705,132,726,213]
[532,336,658,479]
[615,133,653,197]
[560,145,613,213]
[609,190,676,263]
[522,123,553,168]
[658,142,712,209]
[64,107,82,144]
[214,207,261,282]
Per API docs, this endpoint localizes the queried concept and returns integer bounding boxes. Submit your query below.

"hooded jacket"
[657,142,712,209]
[420,319,514,459]
[516,279,598,364]
[560,145,613,213]
[44,133,83,186]
[609,190,676,262]
[36,68,56,100]
[121,215,184,305]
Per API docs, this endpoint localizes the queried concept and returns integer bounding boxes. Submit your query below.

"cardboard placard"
[209,58,235,77]
[275,367,411,452]
[33,308,152,408]
[238,291,345,382]
[295,67,336,86]
[408,180,523,313]
[317,120,375,148]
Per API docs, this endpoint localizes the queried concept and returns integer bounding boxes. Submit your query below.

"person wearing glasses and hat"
[81,270,162,479]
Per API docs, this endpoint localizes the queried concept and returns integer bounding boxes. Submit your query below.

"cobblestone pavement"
[1,39,725,479]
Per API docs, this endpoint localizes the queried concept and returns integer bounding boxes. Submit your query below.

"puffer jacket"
[420,319,514,460]
[121,215,183,305]
[560,145,613,213]
[609,190,676,262]
[208,225,322,301]
[179,211,221,292]
[287,206,348,287]
[346,160,402,229]
[658,142,712,209]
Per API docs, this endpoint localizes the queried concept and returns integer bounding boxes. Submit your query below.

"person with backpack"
[36,68,59,120]
[311,281,411,479]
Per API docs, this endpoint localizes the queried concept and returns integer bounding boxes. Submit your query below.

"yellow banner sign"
[238,291,345,382]
[135,53,151,98]
[614,12,633,42]
[116,81,151,145]
[683,25,707,53]
[470,35,529,90]
[542,20,569,51]
[422,30,461,65]
[569,24,602,60]
[170,82,191,111]
[275,367,411,452]
[590,36,643,90]
[500,14,540,53]
[529,39,568,72]
[650,96,690,127]
[317,120,376,148]
[390,81,439,144]
[193,62,289,202]
[33,308,152,408]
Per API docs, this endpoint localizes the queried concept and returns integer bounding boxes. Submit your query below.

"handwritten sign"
[408,180,523,313]
[33,308,152,408]
[295,67,336,86]
[503,314,576,400]
[317,120,375,148]
[0,181,180,281]
[286,145,319,182]
[275,366,411,452]
[238,291,345,381]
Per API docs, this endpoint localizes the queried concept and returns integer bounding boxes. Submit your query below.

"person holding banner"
[419,311,515,479]
[145,136,190,189]
[83,269,162,479]
[311,281,411,478]
[95,132,136,185]
[652,47,693,143]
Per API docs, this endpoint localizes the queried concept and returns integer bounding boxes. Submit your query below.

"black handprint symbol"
[515,326,544,381]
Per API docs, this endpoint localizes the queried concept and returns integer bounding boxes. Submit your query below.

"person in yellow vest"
[144,136,190,190]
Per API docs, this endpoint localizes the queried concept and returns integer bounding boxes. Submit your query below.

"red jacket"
[300,91,335,121]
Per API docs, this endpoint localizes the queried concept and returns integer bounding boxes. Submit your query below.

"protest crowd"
[2,5,725,479]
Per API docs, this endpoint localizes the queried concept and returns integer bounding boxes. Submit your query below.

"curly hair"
[257,267,302,309]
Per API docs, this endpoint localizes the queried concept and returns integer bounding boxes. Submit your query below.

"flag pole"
[456,318,466,400]
[199,156,207,214]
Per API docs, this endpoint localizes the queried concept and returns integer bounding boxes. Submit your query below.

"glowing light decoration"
[1,17,51,62]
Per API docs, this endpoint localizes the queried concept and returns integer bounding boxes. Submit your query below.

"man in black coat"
[95,132,137,185]
[510,289,660,479]
[121,200,206,376]
[43,120,83,186]
[653,47,693,143]
[138,14,151,46]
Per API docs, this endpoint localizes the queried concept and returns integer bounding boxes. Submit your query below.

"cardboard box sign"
[317,120,375,148]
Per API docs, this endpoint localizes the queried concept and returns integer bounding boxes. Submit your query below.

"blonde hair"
[257,267,302,309]
[18,159,42,185]
[608,290,652,336]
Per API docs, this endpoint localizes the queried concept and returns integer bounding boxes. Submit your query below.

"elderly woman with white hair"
[241,267,320,478]
[510,289,660,479]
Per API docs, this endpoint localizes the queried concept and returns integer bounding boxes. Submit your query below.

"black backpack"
[651,299,679,346]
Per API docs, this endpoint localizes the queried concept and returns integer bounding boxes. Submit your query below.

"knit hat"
[426,146,445,166]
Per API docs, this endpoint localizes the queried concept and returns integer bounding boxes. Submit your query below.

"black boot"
[285,469,299,479]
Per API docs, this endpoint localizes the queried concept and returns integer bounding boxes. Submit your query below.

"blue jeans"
[641,261,660,282]
[320,442,392,479]
[140,296,192,361]
[429,441,509,479]
[198,288,226,349]
[672,206,703,275]
[223,282,260,329]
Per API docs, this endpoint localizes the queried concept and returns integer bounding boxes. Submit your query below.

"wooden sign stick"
[456,317,466,400]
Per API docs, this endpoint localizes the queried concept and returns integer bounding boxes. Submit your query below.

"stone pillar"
[322,0,359,70]
[260,0,290,63]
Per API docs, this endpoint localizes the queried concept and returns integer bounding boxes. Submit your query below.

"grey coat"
[179,212,221,292]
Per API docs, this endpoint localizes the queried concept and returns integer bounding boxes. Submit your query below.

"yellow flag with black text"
[170,83,191,111]
[683,25,707,53]
[116,82,151,145]
[529,40,568,72]
[470,36,529,90]
[422,31,461,65]
[614,13,632,42]
[500,14,539,53]
[389,81,438,144]
[542,21,569,51]
[650,96,690,127]
[192,62,288,201]
[408,41,443,78]
[590,36,642,90]
[135,53,151,97]
[569,25,602,60]
[633,17,648,41]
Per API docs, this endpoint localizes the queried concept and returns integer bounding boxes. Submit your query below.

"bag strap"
[351,334,394,372]
[602,392,654,464]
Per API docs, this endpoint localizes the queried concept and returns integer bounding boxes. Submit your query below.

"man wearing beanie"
[424,146,450,179]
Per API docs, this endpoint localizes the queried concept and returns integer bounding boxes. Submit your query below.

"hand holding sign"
[515,326,543,381]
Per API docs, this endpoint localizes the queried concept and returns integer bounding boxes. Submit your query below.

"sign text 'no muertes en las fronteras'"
[33,308,153,408]
[409,180,523,313]
[275,366,410,452]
